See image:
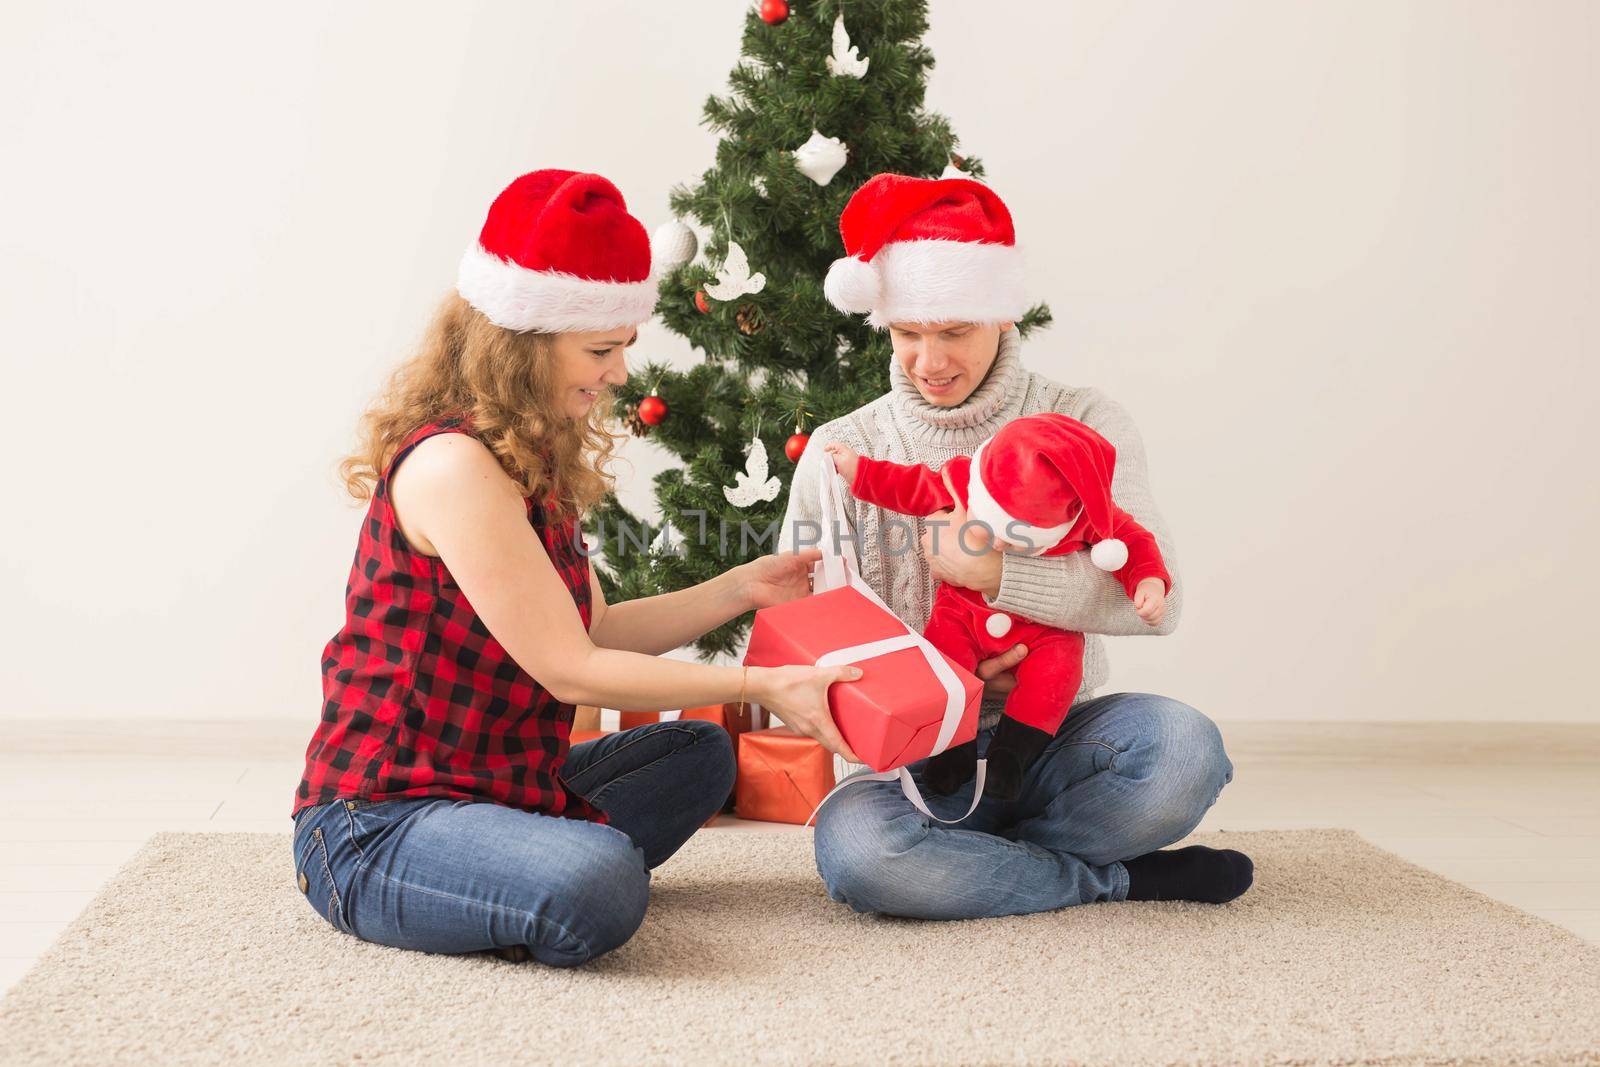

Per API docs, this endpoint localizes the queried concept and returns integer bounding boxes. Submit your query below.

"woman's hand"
[738,549,822,611]
[822,442,860,483]
[748,664,864,764]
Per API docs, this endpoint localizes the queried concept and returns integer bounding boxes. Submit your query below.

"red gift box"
[735,727,836,824]
[743,585,983,773]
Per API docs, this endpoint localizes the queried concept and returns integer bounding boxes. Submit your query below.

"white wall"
[1,1,1593,722]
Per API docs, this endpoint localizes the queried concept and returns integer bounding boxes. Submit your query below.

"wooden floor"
[2,719,1597,998]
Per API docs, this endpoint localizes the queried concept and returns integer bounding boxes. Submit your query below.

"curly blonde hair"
[337,292,625,518]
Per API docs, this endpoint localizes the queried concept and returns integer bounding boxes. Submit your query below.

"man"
[780,173,1252,918]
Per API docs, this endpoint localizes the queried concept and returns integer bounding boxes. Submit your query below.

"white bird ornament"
[723,436,782,508]
[704,241,766,302]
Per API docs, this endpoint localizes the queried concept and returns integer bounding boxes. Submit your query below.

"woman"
[290,169,862,967]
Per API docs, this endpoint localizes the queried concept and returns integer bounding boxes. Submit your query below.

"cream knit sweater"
[778,327,1182,765]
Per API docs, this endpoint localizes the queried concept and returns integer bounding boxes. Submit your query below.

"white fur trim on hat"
[963,441,1076,556]
[865,239,1027,328]
[457,244,659,333]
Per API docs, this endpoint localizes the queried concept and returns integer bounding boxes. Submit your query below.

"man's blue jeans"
[813,692,1234,919]
[291,718,735,966]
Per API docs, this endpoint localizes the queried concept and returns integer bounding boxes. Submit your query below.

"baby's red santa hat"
[824,172,1028,328]
[964,413,1130,569]
[457,169,659,333]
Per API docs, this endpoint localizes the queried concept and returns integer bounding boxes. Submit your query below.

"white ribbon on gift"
[800,466,987,827]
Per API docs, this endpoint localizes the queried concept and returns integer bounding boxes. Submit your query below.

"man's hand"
[921,466,1004,597]
[975,642,1028,700]
[1133,577,1167,627]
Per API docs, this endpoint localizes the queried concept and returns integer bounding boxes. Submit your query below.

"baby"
[824,413,1170,800]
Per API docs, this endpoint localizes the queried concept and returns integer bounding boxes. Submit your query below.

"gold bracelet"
[738,665,748,710]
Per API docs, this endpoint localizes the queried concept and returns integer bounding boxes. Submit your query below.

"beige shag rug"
[1,828,1597,1066]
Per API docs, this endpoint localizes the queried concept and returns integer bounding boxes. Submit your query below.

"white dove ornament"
[704,241,766,301]
[723,436,782,508]
[826,15,869,78]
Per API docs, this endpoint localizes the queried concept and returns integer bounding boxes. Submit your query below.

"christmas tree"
[589,0,1051,658]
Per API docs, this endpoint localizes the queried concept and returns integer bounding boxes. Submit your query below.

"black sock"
[1121,845,1254,904]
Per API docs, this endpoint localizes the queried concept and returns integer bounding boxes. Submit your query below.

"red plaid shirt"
[293,415,606,824]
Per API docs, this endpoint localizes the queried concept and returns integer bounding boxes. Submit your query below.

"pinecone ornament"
[623,403,652,437]
[736,304,764,335]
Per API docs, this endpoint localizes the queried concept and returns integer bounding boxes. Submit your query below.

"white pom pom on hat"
[1090,538,1129,572]
[824,255,880,314]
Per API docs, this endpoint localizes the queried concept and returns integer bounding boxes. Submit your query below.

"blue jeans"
[813,692,1234,919]
[290,718,735,966]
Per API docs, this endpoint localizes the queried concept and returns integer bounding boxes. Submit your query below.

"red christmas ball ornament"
[694,289,710,314]
[637,394,669,426]
[785,432,810,462]
[760,0,789,25]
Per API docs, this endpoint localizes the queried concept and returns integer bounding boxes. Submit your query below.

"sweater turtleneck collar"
[887,326,1025,445]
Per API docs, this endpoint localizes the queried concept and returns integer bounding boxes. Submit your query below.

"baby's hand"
[823,442,860,482]
[1133,578,1167,627]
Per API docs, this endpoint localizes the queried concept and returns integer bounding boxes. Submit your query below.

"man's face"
[887,321,1013,407]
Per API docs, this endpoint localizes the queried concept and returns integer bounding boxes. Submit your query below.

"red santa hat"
[823,173,1027,328]
[964,414,1130,569]
[456,169,658,333]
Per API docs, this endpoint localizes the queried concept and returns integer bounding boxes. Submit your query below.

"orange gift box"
[743,585,983,773]
[735,727,835,824]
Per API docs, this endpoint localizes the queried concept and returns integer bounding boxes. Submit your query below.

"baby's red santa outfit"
[844,414,1170,796]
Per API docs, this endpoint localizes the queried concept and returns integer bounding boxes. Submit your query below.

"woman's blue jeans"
[813,692,1235,919]
[291,718,735,967]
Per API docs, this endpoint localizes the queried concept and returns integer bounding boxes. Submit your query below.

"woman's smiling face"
[551,327,637,418]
